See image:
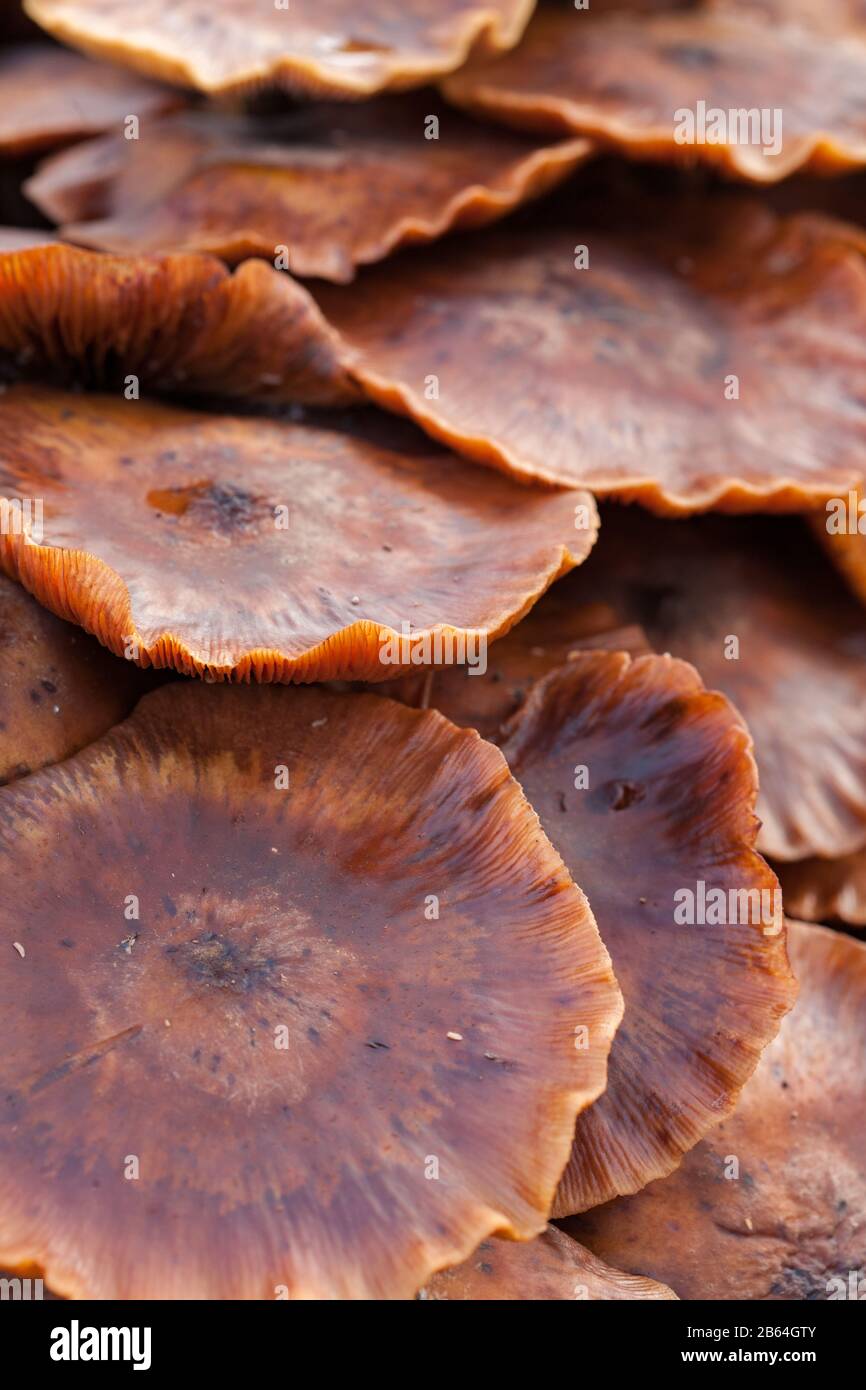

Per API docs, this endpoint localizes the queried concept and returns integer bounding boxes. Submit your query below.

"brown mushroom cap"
[0,681,622,1299]
[0,244,357,407]
[496,651,795,1214]
[0,569,149,785]
[441,4,866,182]
[777,851,866,927]
[24,0,534,98]
[565,920,866,1300]
[0,42,182,158]
[314,197,866,512]
[0,384,594,680]
[546,507,866,863]
[26,103,591,281]
[705,0,866,34]
[420,1225,677,1300]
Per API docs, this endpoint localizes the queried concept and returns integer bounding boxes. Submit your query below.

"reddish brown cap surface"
[442,4,866,181]
[0,682,622,1299]
[565,921,866,1300]
[0,244,357,407]
[498,651,796,1213]
[0,385,594,681]
[315,199,866,512]
[0,570,148,785]
[24,0,534,97]
[27,102,591,281]
[420,1225,677,1300]
[552,508,866,863]
[705,0,866,33]
[0,43,182,158]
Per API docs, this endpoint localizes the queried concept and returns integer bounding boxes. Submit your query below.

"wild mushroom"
[540,507,866,864]
[494,650,795,1213]
[0,245,596,681]
[0,42,182,158]
[0,570,150,785]
[441,2,866,181]
[565,921,866,1300]
[419,1225,677,1300]
[314,194,866,511]
[0,385,593,681]
[24,0,534,97]
[0,243,358,407]
[0,682,622,1298]
[26,101,591,281]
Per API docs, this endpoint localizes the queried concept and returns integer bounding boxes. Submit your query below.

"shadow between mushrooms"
[497,650,796,1214]
[0,245,596,681]
[565,921,866,1300]
[0,682,622,1299]
[441,2,866,181]
[419,1225,677,1300]
[25,101,591,281]
[314,196,866,512]
[24,0,534,98]
[776,851,866,928]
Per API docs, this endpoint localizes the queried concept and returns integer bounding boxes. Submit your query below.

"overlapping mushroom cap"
[0,570,149,785]
[543,508,866,863]
[442,2,866,181]
[566,921,866,1300]
[0,42,181,158]
[494,650,795,1213]
[0,244,596,681]
[315,195,866,512]
[0,386,592,680]
[25,103,591,280]
[0,682,622,1299]
[420,1225,677,1300]
[24,0,534,97]
[380,605,649,742]
[777,851,866,928]
[0,243,358,406]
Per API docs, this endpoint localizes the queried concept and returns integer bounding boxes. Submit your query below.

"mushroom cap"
[420,1225,677,1300]
[0,42,181,158]
[705,0,866,34]
[441,4,866,182]
[497,651,796,1214]
[314,198,866,512]
[26,103,591,282]
[0,682,622,1299]
[0,570,149,785]
[777,851,866,927]
[0,384,594,680]
[0,244,358,407]
[565,920,866,1300]
[552,507,866,863]
[379,607,650,742]
[24,0,534,98]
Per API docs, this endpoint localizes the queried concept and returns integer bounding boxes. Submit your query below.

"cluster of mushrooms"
[0,0,864,1303]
